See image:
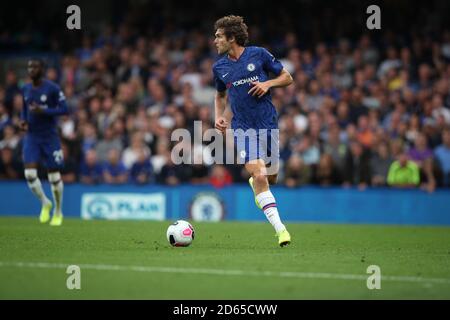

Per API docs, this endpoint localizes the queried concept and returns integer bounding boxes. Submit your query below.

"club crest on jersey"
[247,63,255,72]
[40,94,47,102]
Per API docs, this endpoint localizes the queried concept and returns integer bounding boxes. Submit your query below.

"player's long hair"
[214,15,249,46]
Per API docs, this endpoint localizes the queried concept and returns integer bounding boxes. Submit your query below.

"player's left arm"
[19,89,29,131]
[31,87,69,116]
[249,68,293,98]
[43,88,69,116]
[249,48,293,98]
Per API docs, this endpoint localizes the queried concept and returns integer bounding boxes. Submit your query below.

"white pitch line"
[0,261,450,285]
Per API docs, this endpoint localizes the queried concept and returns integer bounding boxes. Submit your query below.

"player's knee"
[48,172,62,185]
[253,173,268,187]
[24,168,38,182]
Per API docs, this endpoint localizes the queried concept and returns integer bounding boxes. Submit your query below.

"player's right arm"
[213,65,230,134]
[214,90,230,134]
[19,88,28,132]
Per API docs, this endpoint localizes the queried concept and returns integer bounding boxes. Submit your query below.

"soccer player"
[212,16,293,246]
[20,59,68,226]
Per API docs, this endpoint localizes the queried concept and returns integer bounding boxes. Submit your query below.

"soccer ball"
[166,220,195,247]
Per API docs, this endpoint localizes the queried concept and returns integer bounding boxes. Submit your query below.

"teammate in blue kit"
[212,16,293,246]
[20,59,68,226]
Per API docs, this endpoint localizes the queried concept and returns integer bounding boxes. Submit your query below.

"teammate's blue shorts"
[22,134,64,169]
[234,128,280,169]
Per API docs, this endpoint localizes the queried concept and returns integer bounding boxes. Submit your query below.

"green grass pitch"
[1,217,450,299]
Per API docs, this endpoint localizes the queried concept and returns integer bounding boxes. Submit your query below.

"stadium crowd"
[1,6,450,191]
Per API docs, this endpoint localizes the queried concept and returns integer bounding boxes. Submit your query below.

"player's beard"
[218,43,230,55]
[30,72,43,82]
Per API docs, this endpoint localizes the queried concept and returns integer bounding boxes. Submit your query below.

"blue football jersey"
[21,79,68,137]
[212,46,284,130]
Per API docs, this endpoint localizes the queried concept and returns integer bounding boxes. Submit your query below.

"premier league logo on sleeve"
[247,63,255,71]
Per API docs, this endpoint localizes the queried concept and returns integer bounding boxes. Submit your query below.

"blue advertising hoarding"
[0,182,449,225]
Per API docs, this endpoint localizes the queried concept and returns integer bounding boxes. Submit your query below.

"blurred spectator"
[187,144,210,184]
[122,131,151,169]
[305,80,324,111]
[336,101,351,129]
[356,115,374,148]
[295,135,320,166]
[95,126,123,163]
[79,149,103,184]
[0,104,11,133]
[313,153,341,186]
[370,142,393,186]
[389,139,405,159]
[103,149,128,184]
[0,148,22,180]
[405,114,421,145]
[0,125,19,150]
[420,158,436,193]
[349,88,369,124]
[4,70,21,113]
[81,123,98,155]
[189,163,210,184]
[151,139,170,175]
[434,128,450,187]
[378,46,401,78]
[60,142,77,183]
[323,123,347,172]
[129,149,153,184]
[209,164,232,188]
[343,141,371,189]
[431,94,450,125]
[387,153,420,188]
[284,154,311,187]
[157,156,188,186]
[60,115,77,142]
[408,133,433,167]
